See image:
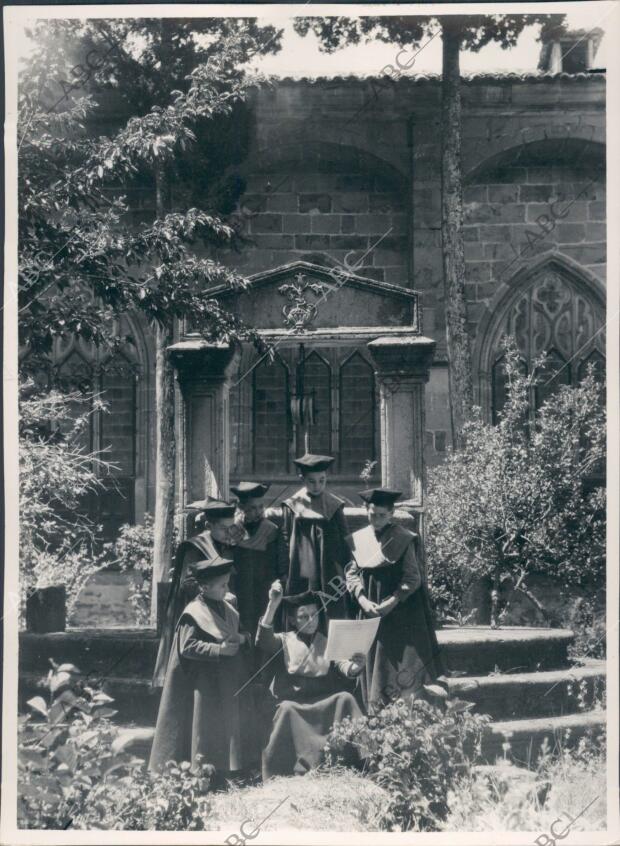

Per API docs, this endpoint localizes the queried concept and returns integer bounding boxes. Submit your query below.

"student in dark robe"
[229,482,279,636]
[149,556,257,779]
[152,500,243,686]
[345,488,444,711]
[279,454,350,620]
[256,579,364,781]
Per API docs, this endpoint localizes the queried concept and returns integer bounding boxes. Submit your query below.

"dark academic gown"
[149,596,256,773]
[279,489,350,619]
[230,518,279,636]
[152,530,233,687]
[256,623,363,780]
[345,522,444,711]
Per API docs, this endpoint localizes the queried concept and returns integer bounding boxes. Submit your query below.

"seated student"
[256,579,364,781]
[345,488,444,710]
[280,453,350,619]
[153,499,242,686]
[149,556,256,780]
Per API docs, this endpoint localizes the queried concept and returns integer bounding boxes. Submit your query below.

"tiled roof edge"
[265,70,605,84]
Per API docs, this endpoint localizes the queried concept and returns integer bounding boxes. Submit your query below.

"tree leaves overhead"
[18,19,282,371]
[294,13,567,53]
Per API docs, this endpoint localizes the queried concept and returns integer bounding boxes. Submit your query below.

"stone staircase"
[18,625,605,766]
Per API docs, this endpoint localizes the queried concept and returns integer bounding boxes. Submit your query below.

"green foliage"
[567,596,606,660]
[18,20,281,372]
[18,380,112,619]
[425,340,606,626]
[100,516,157,625]
[294,13,567,53]
[324,696,490,831]
[19,660,213,830]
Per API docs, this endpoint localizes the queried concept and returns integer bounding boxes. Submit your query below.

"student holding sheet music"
[345,488,443,710]
[256,581,364,780]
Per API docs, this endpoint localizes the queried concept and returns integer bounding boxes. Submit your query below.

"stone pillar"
[169,341,239,513]
[367,336,436,507]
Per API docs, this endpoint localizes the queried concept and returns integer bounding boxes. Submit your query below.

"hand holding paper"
[325,618,380,661]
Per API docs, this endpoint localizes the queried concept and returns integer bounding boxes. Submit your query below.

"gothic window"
[252,354,291,475]
[99,354,137,535]
[487,266,605,423]
[32,323,145,541]
[339,352,377,476]
[232,346,378,486]
[296,352,331,456]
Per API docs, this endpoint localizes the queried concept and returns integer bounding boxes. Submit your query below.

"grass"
[208,766,389,831]
[206,742,606,833]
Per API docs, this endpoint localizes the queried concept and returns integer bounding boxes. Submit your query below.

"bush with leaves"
[425,339,606,627]
[18,660,213,830]
[18,380,116,623]
[324,696,490,831]
[98,515,157,625]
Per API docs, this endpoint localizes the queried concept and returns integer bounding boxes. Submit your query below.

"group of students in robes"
[149,453,443,785]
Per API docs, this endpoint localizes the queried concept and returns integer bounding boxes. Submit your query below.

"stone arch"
[474,253,606,419]
[464,133,605,184]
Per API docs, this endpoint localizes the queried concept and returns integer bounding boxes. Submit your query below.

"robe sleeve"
[276,507,292,581]
[334,506,351,566]
[255,620,284,654]
[178,621,222,660]
[334,659,360,678]
[393,540,422,603]
[345,558,366,600]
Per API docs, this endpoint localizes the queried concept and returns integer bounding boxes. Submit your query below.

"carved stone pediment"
[202,261,420,335]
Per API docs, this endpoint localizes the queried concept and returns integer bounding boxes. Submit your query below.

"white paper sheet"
[325,617,381,661]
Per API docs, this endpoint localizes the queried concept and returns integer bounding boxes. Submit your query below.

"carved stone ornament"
[278,273,328,333]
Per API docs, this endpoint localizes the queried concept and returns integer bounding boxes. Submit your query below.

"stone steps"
[19,625,575,679]
[482,710,606,764]
[18,625,605,770]
[447,661,606,720]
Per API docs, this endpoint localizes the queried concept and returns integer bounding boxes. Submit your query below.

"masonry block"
[250,213,283,233]
[310,214,342,234]
[251,234,295,250]
[488,184,520,204]
[329,235,369,250]
[356,214,393,235]
[294,234,331,251]
[341,215,355,233]
[520,184,555,203]
[556,222,586,243]
[266,194,299,213]
[479,224,512,243]
[282,214,312,233]
[586,222,606,241]
[332,193,369,213]
[561,243,606,265]
[299,193,332,213]
[464,185,488,203]
[588,201,606,221]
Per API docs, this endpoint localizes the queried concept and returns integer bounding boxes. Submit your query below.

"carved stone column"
[367,335,436,506]
[169,340,239,512]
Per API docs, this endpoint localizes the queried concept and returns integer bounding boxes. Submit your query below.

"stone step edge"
[448,661,606,691]
[107,709,607,762]
[19,661,604,696]
[488,709,606,737]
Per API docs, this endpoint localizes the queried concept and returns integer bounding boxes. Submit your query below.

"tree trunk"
[150,163,176,623]
[441,23,474,447]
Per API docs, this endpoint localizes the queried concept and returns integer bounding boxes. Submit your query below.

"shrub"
[19,380,113,622]
[18,659,213,830]
[324,696,491,831]
[425,340,605,627]
[100,516,155,625]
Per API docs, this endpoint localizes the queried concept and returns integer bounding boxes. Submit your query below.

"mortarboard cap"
[185,498,236,519]
[230,482,270,501]
[358,488,403,508]
[281,589,328,611]
[293,453,335,473]
[189,555,235,581]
